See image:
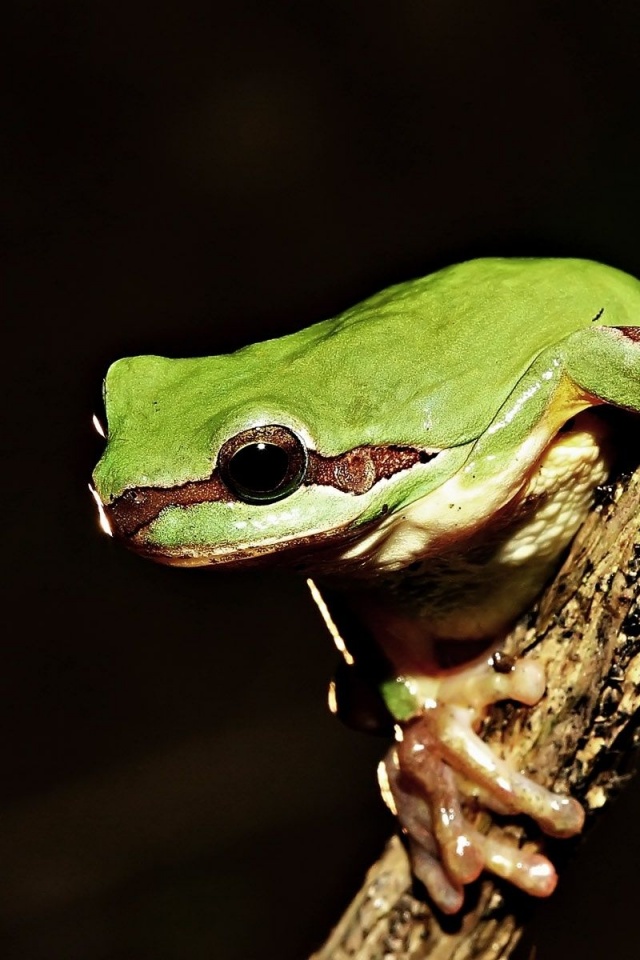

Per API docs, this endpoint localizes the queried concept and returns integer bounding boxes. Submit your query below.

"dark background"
[5,2,640,958]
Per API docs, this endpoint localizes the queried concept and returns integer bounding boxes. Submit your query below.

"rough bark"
[311,459,640,960]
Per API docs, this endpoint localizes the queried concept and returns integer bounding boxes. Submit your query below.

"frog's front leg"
[381,656,584,913]
[313,584,587,913]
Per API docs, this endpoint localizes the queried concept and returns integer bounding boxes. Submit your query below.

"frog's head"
[90,345,470,571]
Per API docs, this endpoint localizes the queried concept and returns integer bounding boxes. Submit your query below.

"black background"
[5,2,640,958]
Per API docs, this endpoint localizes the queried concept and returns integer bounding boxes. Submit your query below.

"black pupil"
[228,442,290,493]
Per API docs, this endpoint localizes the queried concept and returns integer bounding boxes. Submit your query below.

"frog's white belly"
[338,412,613,642]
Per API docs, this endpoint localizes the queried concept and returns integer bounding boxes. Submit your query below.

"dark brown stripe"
[306,444,436,494]
[107,474,234,539]
[106,443,438,539]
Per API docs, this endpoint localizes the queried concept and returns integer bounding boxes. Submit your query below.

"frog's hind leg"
[561,325,640,413]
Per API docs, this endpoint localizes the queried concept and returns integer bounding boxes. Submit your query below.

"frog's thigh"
[560,326,640,410]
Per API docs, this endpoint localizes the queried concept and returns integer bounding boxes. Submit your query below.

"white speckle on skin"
[248,508,302,532]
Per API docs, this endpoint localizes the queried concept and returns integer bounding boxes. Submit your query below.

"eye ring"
[217,424,308,504]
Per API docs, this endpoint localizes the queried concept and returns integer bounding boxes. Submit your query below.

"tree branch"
[311,459,640,960]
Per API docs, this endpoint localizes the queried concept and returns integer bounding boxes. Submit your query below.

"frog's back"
[325,257,640,366]
[255,257,640,449]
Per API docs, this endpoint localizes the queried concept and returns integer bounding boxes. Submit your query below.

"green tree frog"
[91,258,640,913]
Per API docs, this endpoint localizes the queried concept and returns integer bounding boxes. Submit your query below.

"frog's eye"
[218,425,308,504]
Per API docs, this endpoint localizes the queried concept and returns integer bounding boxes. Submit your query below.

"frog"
[91,257,640,914]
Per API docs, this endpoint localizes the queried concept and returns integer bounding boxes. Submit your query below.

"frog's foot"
[382,657,584,912]
[383,750,559,913]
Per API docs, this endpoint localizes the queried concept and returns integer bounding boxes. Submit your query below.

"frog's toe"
[427,706,585,837]
[409,840,465,914]
[479,831,557,897]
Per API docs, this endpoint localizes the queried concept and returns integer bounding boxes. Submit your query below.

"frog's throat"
[103,443,439,541]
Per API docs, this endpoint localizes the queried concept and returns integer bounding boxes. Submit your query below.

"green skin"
[93,257,640,911]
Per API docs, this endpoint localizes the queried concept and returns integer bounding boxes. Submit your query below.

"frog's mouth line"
[101,442,440,542]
